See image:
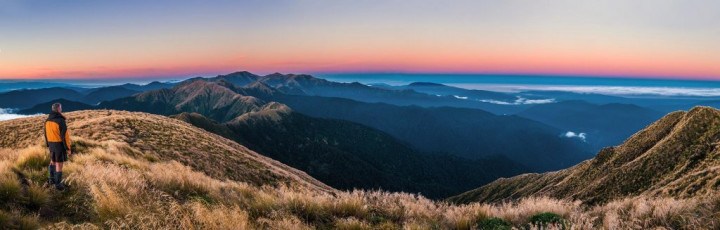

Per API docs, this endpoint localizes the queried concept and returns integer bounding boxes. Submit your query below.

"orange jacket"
[45,112,71,152]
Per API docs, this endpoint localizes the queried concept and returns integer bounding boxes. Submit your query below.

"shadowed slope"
[100,79,532,198]
[173,104,528,199]
[450,106,720,205]
[240,82,592,171]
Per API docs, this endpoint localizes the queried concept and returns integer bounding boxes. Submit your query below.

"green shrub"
[23,183,50,210]
[0,175,21,203]
[0,210,11,229]
[16,215,40,230]
[477,217,512,230]
[16,148,49,171]
[530,212,565,228]
[25,169,48,185]
[286,197,331,224]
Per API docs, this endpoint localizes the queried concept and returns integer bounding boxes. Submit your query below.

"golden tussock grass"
[15,146,49,170]
[2,153,718,230]
[1,110,719,229]
[0,161,21,203]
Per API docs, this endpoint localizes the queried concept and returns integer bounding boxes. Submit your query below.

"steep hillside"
[450,106,720,205]
[172,104,527,199]
[517,100,664,151]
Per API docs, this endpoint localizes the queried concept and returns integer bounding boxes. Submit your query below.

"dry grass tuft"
[189,202,250,229]
[335,217,371,230]
[23,182,50,210]
[146,161,220,199]
[15,146,48,170]
[0,161,20,203]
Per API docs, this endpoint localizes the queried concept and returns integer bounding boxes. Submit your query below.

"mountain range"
[2,72,720,229]
[0,81,173,109]
[95,79,528,198]
[200,71,533,114]
[1,101,718,229]
[233,80,591,171]
[104,78,592,171]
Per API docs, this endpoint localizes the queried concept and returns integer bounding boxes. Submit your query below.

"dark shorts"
[50,150,67,163]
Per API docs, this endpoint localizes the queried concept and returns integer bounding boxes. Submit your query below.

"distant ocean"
[315,73,720,97]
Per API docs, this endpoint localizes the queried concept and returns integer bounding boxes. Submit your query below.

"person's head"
[51,103,62,113]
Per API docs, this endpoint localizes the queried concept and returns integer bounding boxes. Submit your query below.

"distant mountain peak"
[227,70,256,75]
[264,72,286,78]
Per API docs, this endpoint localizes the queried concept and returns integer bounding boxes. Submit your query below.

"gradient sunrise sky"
[1,0,719,80]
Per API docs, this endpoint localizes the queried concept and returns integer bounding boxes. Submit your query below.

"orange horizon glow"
[3,52,719,80]
[1,0,719,81]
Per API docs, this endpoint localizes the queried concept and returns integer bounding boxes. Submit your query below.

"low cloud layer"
[0,108,39,121]
[454,84,720,97]
[478,96,556,105]
[563,131,587,142]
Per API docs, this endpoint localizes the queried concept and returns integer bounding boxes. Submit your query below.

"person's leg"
[54,162,64,189]
[48,160,56,184]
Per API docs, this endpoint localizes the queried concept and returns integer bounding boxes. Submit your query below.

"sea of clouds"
[452,95,556,105]
[0,108,40,121]
[450,84,720,97]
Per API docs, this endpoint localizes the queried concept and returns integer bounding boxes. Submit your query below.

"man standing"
[45,103,71,190]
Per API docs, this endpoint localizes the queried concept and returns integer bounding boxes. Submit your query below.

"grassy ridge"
[450,106,720,206]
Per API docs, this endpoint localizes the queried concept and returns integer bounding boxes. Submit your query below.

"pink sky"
[1,0,719,80]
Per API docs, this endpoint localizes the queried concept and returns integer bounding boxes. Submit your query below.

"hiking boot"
[44,180,55,188]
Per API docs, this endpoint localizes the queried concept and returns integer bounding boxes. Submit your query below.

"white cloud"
[450,84,720,97]
[0,108,41,121]
[563,131,587,142]
[453,95,468,100]
[515,97,556,104]
[479,96,556,105]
